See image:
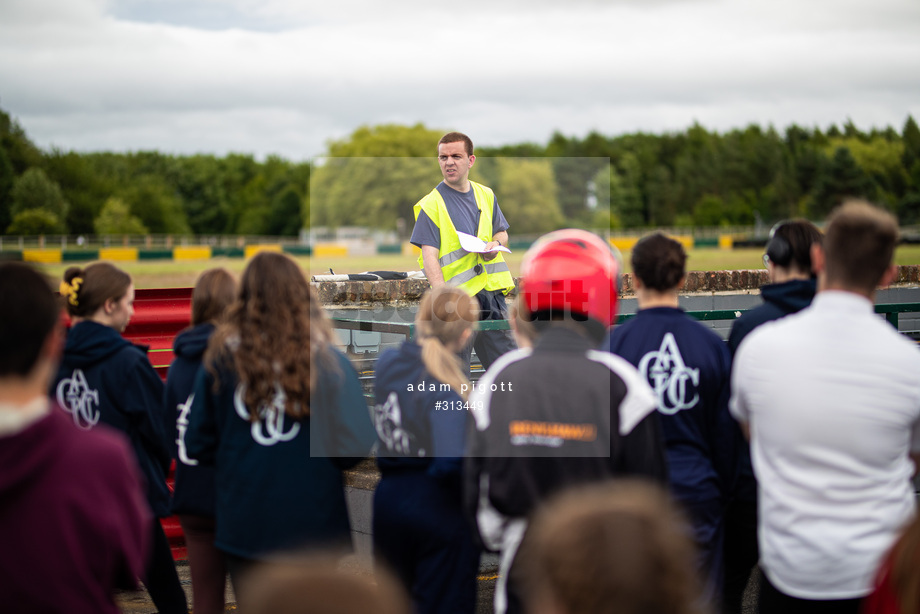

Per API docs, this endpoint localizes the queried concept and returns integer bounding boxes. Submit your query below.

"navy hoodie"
[727,278,817,501]
[728,278,817,356]
[164,323,216,517]
[54,320,172,517]
[373,341,468,483]
[606,307,734,505]
[184,346,375,560]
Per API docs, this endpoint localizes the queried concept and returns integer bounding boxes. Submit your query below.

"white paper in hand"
[456,231,512,254]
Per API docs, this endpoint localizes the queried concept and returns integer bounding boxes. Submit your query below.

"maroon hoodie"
[0,405,151,613]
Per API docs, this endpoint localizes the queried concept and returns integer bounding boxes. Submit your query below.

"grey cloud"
[1,0,918,159]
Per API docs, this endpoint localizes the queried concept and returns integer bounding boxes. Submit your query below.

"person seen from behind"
[240,554,410,614]
[0,262,150,614]
[165,267,236,614]
[606,232,734,608]
[723,219,823,614]
[731,200,920,614]
[372,285,481,614]
[517,479,709,614]
[465,228,668,614]
[54,262,187,614]
[184,252,375,602]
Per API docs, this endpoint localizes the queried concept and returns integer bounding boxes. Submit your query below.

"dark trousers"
[373,472,480,614]
[145,519,189,614]
[459,289,517,372]
[759,570,862,614]
[722,497,759,614]
[179,514,226,614]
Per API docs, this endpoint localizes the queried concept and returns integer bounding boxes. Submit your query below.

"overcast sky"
[1,0,919,161]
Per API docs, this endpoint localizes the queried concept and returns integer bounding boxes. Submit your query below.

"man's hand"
[482,231,509,262]
[482,242,500,261]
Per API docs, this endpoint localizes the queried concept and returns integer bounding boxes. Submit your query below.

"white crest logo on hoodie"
[56,369,101,430]
[638,333,700,415]
[234,383,301,446]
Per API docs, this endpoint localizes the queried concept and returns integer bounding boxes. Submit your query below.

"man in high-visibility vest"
[410,131,516,371]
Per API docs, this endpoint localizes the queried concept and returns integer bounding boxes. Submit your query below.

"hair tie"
[59,277,83,307]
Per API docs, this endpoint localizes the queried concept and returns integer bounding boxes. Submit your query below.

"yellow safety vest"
[413,181,515,296]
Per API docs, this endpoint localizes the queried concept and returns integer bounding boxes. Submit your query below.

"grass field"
[35,245,920,289]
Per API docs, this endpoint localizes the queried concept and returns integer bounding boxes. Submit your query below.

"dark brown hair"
[767,219,823,276]
[823,200,899,292]
[206,252,331,420]
[61,262,132,318]
[518,480,707,614]
[191,268,237,326]
[438,131,473,156]
[631,232,687,292]
[0,263,59,377]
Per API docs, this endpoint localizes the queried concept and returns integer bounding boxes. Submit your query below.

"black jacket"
[464,326,667,550]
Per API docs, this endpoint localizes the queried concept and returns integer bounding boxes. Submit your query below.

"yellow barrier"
[98,248,138,262]
[609,237,639,251]
[173,246,212,261]
[610,235,694,252]
[23,249,62,264]
[403,242,421,257]
[243,244,283,259]
[313,244,349,258]
[718,235,734,250]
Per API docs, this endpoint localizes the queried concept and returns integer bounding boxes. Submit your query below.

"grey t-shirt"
[410,182,509,249]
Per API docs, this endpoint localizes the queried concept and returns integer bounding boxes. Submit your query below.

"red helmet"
[519,229,621,328]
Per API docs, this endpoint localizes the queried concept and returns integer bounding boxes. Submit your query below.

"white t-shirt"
[731,290,920,600]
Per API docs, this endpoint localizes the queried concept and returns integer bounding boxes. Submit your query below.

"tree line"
[3,106,919,238]
[0,107,309,237]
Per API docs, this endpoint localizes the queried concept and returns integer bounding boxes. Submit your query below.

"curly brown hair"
[205,252,334,420]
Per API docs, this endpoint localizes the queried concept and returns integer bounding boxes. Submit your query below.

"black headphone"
[765,222,792,268]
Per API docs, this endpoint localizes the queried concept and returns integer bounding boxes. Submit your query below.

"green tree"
[44,149,114,234]
[608,154,644,228]
[491,158,564,235]
[809,147,874,217]
[0,108,42,175]
[902,116,920,187]
[117,174,190,234]
[266,187,304,236]
[0,146,13,232]
[311,124,446,230]
[7,209,65,235]
[94,197,149,235]
[10,167,69,230]
[646,165,677,226]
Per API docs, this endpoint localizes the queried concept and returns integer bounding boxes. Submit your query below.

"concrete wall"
[315,266,920,351]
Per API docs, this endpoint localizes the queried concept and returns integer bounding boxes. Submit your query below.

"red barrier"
[124,288,194,380]
[125,288,194,561]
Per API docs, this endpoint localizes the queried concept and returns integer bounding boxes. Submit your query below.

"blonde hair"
[416,286,478,400]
